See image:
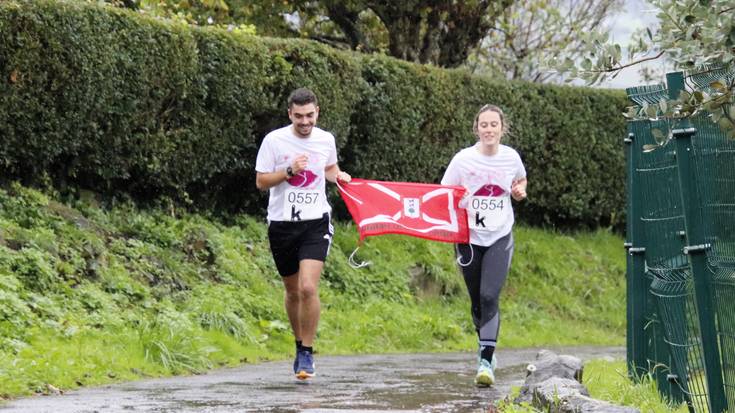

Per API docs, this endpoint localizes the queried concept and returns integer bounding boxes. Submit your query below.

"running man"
[255,87,351,380]
[441,104,527,386]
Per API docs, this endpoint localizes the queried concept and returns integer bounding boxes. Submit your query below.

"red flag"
[338,178,469,243]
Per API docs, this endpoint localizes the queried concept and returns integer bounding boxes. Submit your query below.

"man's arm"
[324,163,351,183]
[255,170,291,191]
[256,154,310,191]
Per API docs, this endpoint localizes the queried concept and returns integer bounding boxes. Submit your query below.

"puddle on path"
[0,346,624,413]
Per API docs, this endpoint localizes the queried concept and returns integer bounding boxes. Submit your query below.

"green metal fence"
[626,68,735,413]
[686,67,735,408]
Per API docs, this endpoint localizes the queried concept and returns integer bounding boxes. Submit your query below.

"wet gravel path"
[0,346,624,413]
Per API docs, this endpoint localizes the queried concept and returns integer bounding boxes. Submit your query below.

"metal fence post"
[669,71,728,413]
[625,131,649,379]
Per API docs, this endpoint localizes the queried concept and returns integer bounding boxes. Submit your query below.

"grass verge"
[0,183,627,403]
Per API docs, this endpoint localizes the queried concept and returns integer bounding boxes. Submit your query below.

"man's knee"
[285,289,300,303]
[300,283,318,300]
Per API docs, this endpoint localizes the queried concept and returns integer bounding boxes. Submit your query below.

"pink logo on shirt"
[287,170,318,187]
[473,184,506,197]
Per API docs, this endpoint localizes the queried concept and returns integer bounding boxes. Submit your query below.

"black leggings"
[456,232,514,348]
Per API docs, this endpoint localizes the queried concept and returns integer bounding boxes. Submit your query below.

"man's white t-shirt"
[255,125,338,222]
[441,144,526,247]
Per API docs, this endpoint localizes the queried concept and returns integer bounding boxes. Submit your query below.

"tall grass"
[584,360,690,413]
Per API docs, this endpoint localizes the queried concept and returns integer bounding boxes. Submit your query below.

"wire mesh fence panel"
[686,68,735,407]
[627,68,735,412]
[628,110,709,411]
[626,84,669,107]
[650,275,709,411]
[685,66,735,96]
[644,271,692,405]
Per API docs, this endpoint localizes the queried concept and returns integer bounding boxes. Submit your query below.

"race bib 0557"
[283,189,321,221]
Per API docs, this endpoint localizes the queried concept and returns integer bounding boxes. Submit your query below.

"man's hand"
[325,163,351,183]
[336,171,352,183]
[291,154,309,175]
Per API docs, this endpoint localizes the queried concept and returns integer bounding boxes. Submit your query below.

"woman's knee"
[481,296,499,314]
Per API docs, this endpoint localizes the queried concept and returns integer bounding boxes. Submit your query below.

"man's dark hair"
[288,88,318,108]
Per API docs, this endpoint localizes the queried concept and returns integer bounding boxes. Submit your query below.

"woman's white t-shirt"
[255,126,338,222]
[441,144,526,247]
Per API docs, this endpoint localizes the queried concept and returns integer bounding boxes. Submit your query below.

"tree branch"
[590,50,665,73]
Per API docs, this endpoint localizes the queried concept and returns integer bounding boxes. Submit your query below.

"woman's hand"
[458,190,470,209]
[511,178,527,201]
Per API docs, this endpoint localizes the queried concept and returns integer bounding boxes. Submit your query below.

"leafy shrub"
[0,0,628,228]
[10,248,60,293]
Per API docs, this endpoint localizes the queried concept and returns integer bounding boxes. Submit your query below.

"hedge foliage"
[0,0,628,228]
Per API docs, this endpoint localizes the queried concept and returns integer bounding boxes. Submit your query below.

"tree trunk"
[321,0,513,68]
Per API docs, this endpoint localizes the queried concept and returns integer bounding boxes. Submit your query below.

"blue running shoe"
[295,350,315,380]
[477,348,498,370]
[293,350,299,374]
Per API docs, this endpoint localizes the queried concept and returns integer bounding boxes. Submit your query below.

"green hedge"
[0,0,628,228]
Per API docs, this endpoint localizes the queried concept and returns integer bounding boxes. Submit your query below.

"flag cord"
[348,246,372,269]
[456,243,474,267]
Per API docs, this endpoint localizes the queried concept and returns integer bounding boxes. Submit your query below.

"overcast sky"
[596,0,668,89]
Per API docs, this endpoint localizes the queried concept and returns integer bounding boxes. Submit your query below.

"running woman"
[441,104,527,386]
[255,87,351,380]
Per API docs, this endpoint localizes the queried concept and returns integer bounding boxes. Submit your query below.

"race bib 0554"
[467,195,511,231]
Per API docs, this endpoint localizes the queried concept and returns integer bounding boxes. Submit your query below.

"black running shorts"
[267,213,333,276]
